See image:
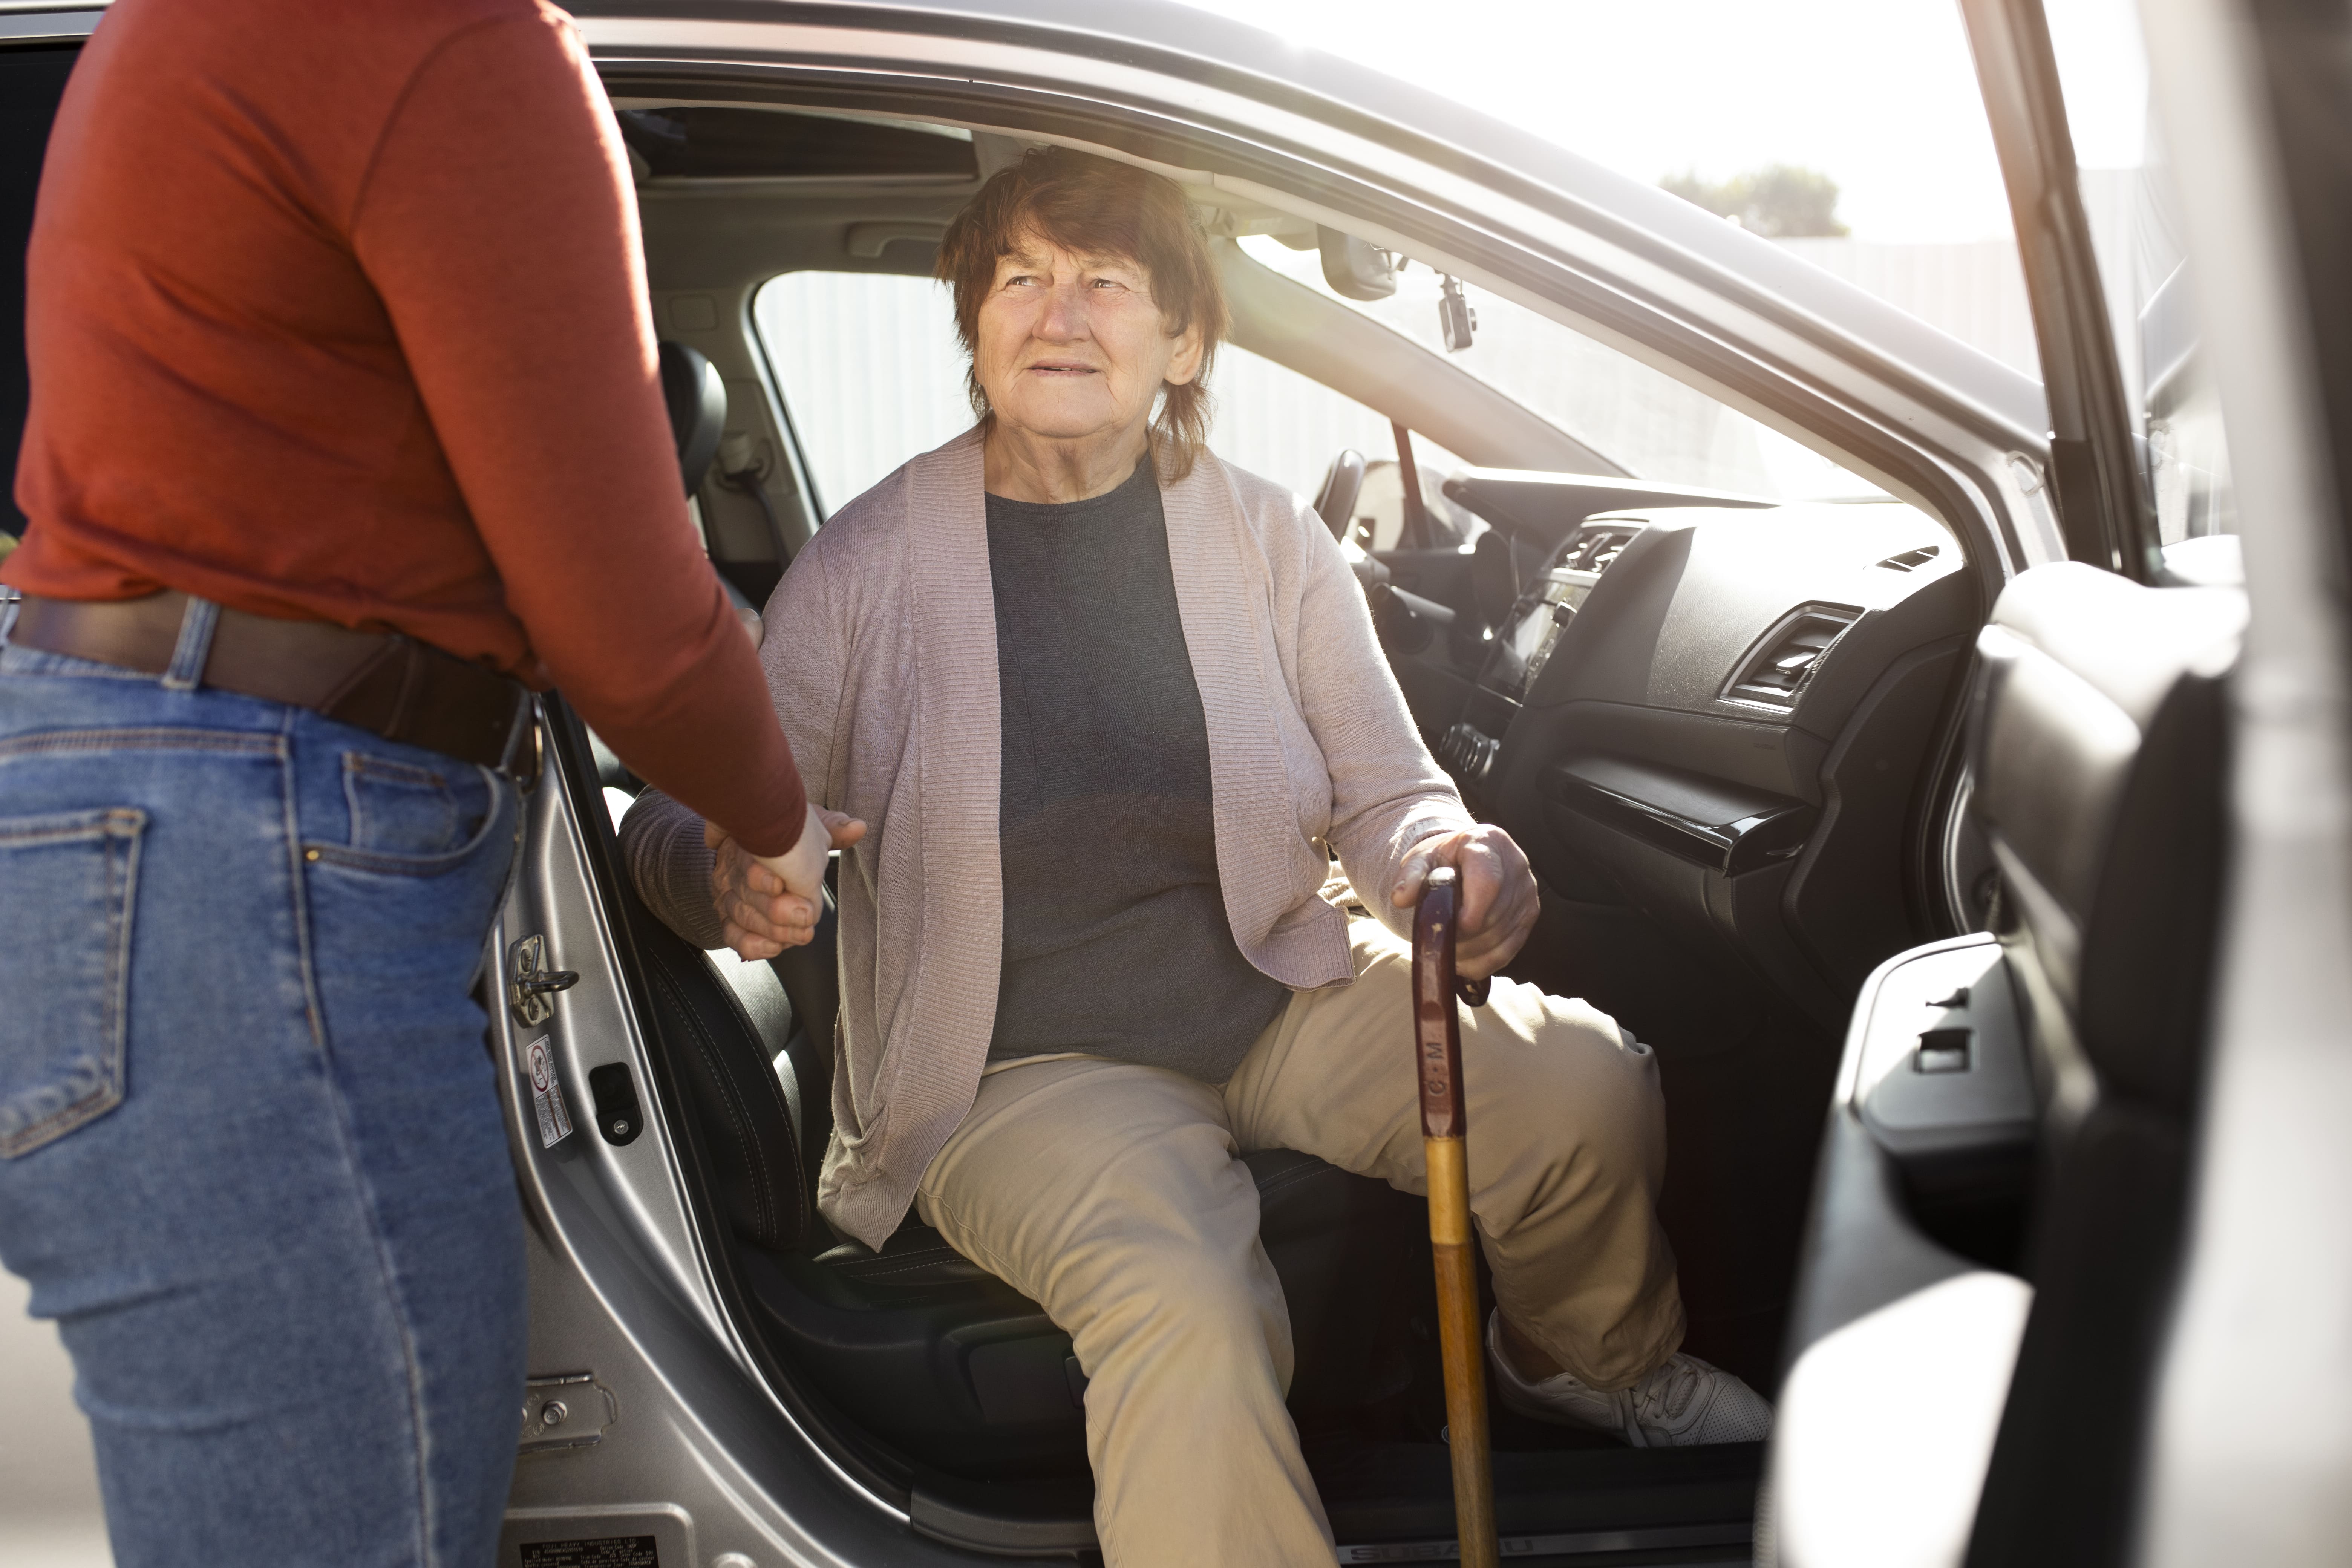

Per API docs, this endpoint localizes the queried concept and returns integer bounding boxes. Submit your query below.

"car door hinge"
[519,1372,616,1455]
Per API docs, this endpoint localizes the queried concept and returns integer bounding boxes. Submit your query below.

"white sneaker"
[1485,1312,1772,1447]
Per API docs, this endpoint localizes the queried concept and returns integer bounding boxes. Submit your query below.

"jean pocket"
[341,752,485,859]
[0,807,145,1159]
[309,759,507,879]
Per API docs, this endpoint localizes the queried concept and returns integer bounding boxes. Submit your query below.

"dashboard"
[1431,519,1643,780]
[1369,476,1979,1027]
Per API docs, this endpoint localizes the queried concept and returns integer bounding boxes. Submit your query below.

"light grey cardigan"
[623,429,1471,1248]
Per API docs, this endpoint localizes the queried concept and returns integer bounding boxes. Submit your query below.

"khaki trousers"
[914,914,1683,1567]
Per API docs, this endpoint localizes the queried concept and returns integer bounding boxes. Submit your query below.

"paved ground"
[0,1269,112,1566]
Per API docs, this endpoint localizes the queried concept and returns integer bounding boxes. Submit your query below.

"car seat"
[657,340,726,496]
[620,872,1415,1473]
[656,339,785,609]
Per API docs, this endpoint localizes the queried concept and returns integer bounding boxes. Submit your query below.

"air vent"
[1722,605,1862,710]
[1876,544,1940,573]
[1559,525,1639,573]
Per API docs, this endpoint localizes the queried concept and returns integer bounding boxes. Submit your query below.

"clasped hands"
[707,802,866,960]
[712,609,869,957]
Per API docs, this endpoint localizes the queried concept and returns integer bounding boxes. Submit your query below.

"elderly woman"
[623,148,1766,1565]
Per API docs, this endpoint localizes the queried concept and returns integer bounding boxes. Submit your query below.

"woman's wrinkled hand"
[1389,824,1541,980]
[705,805,865,961]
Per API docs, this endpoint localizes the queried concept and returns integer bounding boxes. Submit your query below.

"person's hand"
[705,804,866,961]
[1389,824,1540,980]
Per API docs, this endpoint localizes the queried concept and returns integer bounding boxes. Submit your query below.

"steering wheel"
[1312,448,1368,542]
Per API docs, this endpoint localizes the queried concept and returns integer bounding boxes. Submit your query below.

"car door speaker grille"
[1722,604,1862,711]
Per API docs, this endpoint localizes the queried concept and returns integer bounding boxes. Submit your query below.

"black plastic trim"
[1782,1109,1978,1372]
[908,1473,1097,1557]
[1958,0,2156,578]
[1543,761,1816,878]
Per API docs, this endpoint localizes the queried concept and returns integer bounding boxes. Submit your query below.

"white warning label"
[518,1536,656,1568]
[526,1035,574,1148]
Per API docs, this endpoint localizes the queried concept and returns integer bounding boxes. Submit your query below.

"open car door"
[1764,0,2352,1563]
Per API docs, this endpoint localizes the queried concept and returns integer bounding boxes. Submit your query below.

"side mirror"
[1318,227,1396,300]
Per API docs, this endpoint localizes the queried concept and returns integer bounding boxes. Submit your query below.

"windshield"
[1234,236,1887,503]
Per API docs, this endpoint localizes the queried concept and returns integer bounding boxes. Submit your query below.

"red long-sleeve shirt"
[3,0,806,853]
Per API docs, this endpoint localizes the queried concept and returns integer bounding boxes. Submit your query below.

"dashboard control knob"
[1439,722,1501,784]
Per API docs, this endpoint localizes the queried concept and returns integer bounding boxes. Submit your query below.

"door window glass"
[753,271,972,518]
[754,269,1471,537]
[1198,341,1474,547]
[2046,0,2236,547]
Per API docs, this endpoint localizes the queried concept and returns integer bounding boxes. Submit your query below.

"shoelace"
[1629,1357,1704,1429]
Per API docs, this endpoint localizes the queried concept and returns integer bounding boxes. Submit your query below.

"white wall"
[753,272,974,517]
[1773,236,2039,377]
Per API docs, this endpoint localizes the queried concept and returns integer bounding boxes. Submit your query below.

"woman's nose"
[1034,280,1087,340]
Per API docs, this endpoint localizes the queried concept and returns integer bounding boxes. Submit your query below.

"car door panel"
[1765,564,2243,1568]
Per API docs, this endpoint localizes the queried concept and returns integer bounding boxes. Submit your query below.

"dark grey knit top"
[985,457,1290,1079]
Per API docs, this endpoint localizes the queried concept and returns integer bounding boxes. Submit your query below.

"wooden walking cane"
[1413,865,1499,1568]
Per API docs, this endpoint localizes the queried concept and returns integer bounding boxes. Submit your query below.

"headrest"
[657,341,727,497]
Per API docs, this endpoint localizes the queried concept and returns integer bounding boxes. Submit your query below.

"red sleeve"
[348,5,804,854]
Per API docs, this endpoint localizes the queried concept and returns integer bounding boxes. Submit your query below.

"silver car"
[2,2,2343,1564]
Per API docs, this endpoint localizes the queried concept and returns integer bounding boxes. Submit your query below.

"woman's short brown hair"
[936,146,1227,478]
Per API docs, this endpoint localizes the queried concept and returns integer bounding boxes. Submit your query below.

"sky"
[1167,0,2152,244]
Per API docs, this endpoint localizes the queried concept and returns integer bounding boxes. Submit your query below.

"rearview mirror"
[1439,274,1477,352]
[1317,227,1395,300]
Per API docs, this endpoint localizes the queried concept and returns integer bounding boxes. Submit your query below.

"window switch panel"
[1915,1027,1972,1074]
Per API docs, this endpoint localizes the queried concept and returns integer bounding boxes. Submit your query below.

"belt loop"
[0,588,20,646]
[162,596,222,691]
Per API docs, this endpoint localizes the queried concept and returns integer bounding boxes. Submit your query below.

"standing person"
[0,4,842,1566]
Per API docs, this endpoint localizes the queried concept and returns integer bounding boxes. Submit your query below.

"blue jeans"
[0,610,527,1568]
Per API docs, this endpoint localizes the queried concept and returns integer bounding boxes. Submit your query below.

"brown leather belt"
[8,590,536,778]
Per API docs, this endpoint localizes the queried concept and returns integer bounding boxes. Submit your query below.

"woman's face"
[972,234,1203,448]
